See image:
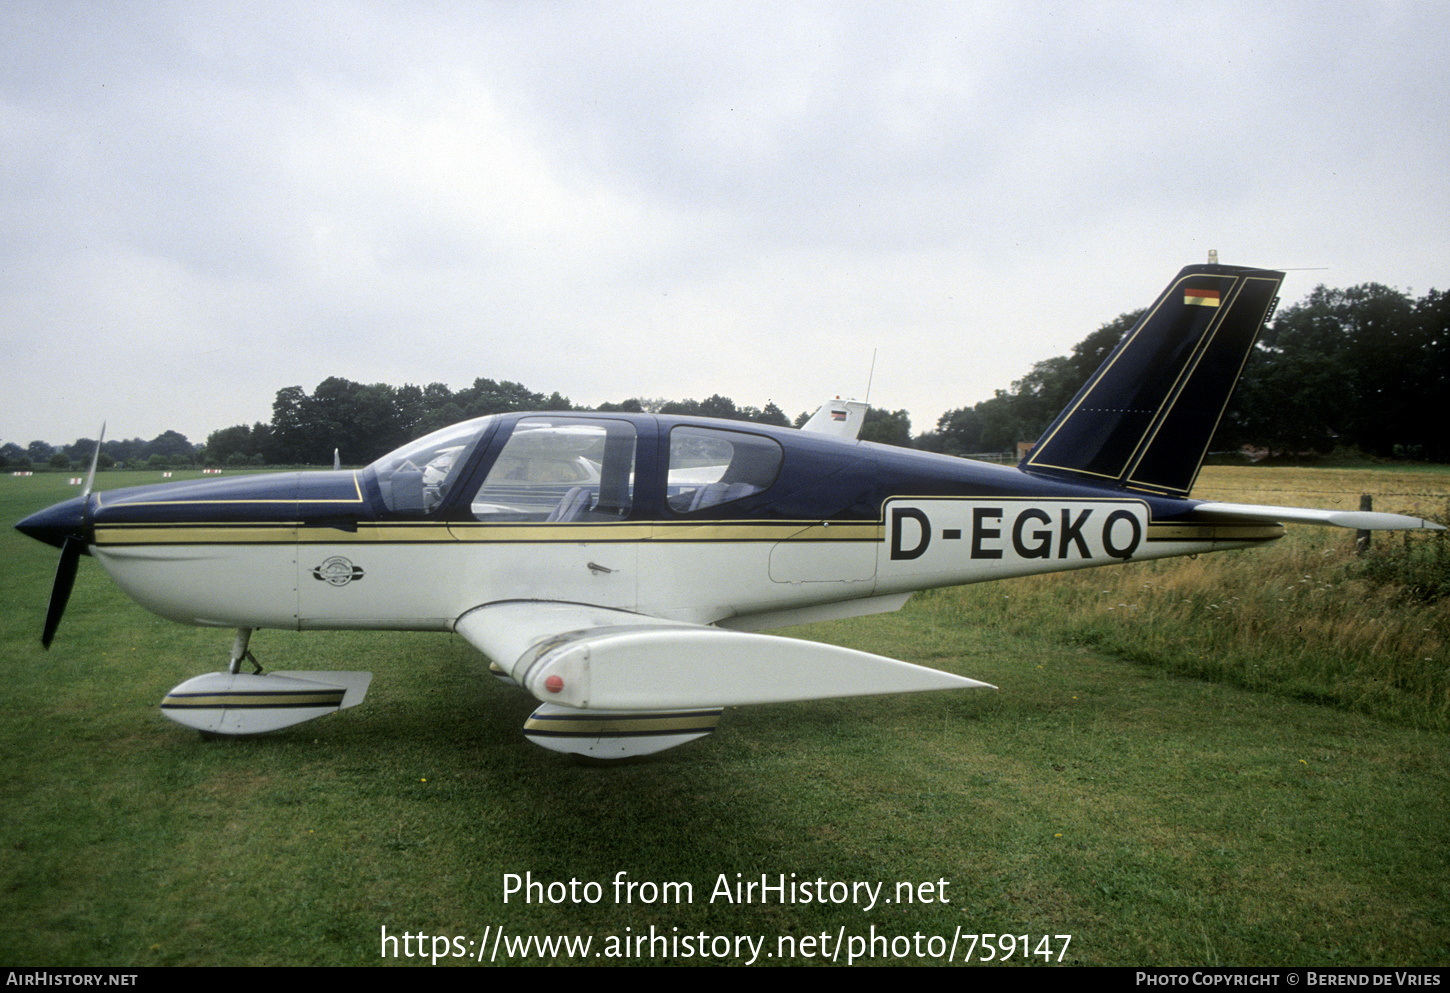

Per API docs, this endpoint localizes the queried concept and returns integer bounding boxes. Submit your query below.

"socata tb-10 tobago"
[17,261,1443,757]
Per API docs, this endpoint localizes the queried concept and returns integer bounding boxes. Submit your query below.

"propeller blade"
[82,422,105,500]
[42,535,83,648]
[28,424,103,647]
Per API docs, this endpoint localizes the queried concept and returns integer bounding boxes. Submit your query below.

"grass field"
[1,467,1446,967]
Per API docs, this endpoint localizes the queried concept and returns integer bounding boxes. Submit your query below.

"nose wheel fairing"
[161,669,372,735]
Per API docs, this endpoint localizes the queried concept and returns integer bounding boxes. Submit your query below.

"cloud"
[2,1,1447,447]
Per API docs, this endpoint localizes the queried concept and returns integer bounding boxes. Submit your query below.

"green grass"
[1,470,1447,966]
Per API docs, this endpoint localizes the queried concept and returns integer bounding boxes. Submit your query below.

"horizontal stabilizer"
[1191,502,1446,531]
[160,670,372,735]
[456,601,992,711]
[801,398,868,439]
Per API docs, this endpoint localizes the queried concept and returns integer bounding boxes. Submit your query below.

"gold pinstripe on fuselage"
[94,519,1281,546]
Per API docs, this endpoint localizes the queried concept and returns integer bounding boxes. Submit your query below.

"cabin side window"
[667,426,782,513]
[465,417,636,522]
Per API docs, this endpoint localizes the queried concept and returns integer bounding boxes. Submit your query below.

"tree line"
[917,282,1449,462]
[5,280,1446,470]
[1,431,197,472]
[207,380,918,466]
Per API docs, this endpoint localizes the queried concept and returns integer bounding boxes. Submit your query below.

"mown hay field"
[922,464,1450,731]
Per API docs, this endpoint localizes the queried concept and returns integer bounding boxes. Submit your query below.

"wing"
[454,600,992,712]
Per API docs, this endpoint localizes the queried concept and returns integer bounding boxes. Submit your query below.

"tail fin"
[1020,263,1283,497]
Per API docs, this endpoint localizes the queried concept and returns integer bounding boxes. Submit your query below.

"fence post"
[1355,494,1372,557]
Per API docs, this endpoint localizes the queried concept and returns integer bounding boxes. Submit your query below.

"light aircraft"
[16,262,1444,758]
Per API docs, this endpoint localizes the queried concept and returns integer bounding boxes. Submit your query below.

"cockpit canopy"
[367,412,795,522]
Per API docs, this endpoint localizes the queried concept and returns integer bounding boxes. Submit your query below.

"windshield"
[368,416,497,514]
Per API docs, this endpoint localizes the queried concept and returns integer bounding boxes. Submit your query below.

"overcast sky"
[3,1,1447,450]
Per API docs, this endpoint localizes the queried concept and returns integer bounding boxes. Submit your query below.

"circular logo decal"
[312,556,364,586]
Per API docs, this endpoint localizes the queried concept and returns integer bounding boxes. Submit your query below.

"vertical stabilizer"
[1020,263,1283,497]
